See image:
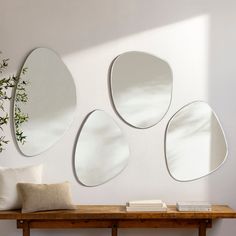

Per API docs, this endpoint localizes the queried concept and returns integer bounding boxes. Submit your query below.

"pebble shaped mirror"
[110,51,173,129]
[165,101,228,181]
[74,110,129,186]
[13,48,76,156]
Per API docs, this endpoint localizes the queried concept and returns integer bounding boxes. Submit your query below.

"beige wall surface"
[0,0,236,235]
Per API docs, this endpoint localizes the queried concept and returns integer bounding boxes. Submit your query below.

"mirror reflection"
[110,51,172,129]
[165,101,228,181]
[74,110,129,186]
[13,48,76,156]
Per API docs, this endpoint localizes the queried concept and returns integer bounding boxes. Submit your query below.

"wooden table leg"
[23,221,30,236]
[199,221,207,236]
[112,225,118,236]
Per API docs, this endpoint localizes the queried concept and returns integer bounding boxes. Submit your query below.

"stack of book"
[126,200,167,212]
[176,201,212,212]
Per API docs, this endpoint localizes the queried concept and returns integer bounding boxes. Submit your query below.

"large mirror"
[110,51,173,129]
[74,110,129,186]
[165,101,228,181]
[13,48,76,156]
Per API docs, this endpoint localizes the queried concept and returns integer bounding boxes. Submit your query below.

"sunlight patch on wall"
[63,14,210,109]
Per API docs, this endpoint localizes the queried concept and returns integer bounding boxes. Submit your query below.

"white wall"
[1,0,236,235]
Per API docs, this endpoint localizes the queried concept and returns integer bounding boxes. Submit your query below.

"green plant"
[0,53,18,152]
[14,67,29,144]
[0,51,29,152]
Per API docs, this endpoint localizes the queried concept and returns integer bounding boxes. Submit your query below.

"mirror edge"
[12,47,77,157]
[164,100,228,182]
[73,109,130,187]
[109,51,173,129]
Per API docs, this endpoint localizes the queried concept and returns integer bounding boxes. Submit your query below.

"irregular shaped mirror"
[110,51,172,129]
[13,48,76,156]
[165,101,228,181]
[74,110,129,186]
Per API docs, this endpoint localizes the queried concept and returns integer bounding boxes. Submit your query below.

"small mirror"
[165,101,228,181]
[74,110,129,186]
[13,48,76,156]
[110,51,172,129]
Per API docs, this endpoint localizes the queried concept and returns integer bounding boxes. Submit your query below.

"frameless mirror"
[165,101,228,181]
[13,48,76,156]
[74,110,129,186]
[110,51,172,129]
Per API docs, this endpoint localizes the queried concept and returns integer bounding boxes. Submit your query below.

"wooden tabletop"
[0,205,236,220]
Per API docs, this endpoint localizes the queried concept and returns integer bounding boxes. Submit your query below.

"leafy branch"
[0,52,29,152]
[14,68,29,145]
[0,52,18,152]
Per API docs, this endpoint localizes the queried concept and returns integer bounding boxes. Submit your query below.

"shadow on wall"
[207,0,236,212]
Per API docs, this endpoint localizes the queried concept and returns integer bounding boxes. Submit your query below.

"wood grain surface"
[0,205,235,220]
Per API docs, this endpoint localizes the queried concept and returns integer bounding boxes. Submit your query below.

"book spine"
[129,204,164,207]
[126,208,167,212]
[177,207,211,211]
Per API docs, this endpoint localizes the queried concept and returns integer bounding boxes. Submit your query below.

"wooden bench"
[0,205,236,236]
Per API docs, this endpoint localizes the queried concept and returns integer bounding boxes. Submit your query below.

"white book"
[177,207,212,212]
[126,203,167,212]
[177,201,211,207]
[176,201,212,212]
[128,199,164,207]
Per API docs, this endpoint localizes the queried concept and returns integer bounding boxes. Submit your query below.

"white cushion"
[0,164,43,210]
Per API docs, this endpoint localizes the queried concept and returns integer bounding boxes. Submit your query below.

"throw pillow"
[0,164,43,210]
[17,182,75,213]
